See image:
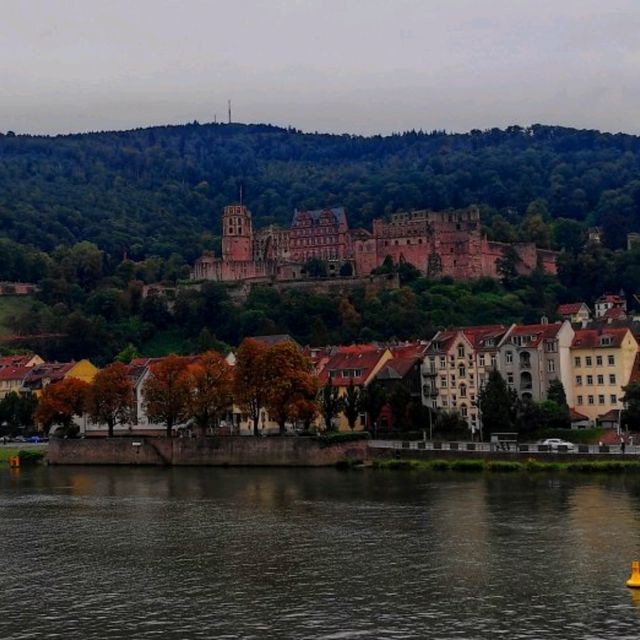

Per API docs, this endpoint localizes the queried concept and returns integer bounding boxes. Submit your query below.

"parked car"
[541,438,575,451]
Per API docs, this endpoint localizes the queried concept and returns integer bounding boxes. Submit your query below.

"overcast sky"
[2,0,640,136]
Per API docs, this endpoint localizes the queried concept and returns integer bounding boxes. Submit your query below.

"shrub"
[18,449,45,464]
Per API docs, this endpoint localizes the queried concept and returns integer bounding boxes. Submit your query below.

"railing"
[368,440,639,455]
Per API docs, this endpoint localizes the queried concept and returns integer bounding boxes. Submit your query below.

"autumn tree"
[233,338,269,436]
[184,351,233,437]
[264,342,318,434]
[342,380,362,431]
[143,355,190,437]
[34,378,90,435]
[318,384,343,432]
[86,363,134,437]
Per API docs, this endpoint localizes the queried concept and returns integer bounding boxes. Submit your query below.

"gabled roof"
[0,365,31,382]
[0,354,39,369]
[375,356,420,381]
[319,347,389,387]
[292,207,347,227]
[571,327,630,349]
[23,362,75,387]
[597,409,621,422]
[558,302,588,316]
[570,408,590,422]
[461,325,509,350]
[596,293,625,304]
[507,322,564,347]
[603,307,627,320]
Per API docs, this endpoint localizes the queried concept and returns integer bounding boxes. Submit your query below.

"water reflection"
[1,467,640,639]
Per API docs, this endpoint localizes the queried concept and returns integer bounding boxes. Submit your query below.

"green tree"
[359,382,387,432]
[342,381,361,431]
[478,369,517,437]
[388,383,411,431]
[318,385,343,432]
[622,382,640,431]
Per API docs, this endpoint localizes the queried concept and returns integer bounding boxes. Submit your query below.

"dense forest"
[2,121,640,363]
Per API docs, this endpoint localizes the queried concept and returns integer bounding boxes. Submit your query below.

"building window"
[547,359,555,373]
[460,404,468,417]
[457,344,465,358]
[440,376,447,388]
[597,375,604,385]
[586,356,593,366]
[588,395,594,405]
[609,374,616,385]
[458,365,466,378]
[577,395,583,405]
[587,375,593,385]
[596,356,603,367]
[507,372,514,385]
[608,355,615,366]
[450,375,456,386]
[439,356,446,369]
[611,394,617,404]
[598,395,605,405]
[576,375,582,385]
[460,384,467,398]
[506,351,513,364]
[574,356,581,367]
[479,355,485,367]
[490,355,497,368]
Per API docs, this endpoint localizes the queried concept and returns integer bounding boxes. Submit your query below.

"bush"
[316,432,369,447]
[485,460,522,472]
[18,449,45,464]
[450,459,484,472]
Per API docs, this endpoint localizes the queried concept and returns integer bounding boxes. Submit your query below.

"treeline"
[2,122,640,263]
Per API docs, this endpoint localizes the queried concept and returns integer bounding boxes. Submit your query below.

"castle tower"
[221,204,253,262]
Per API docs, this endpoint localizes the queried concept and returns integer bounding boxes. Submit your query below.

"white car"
[541,438,575,451]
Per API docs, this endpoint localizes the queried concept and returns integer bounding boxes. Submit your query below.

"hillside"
[1,122,640,264]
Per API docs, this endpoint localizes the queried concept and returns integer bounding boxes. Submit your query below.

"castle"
[190,204,557,283]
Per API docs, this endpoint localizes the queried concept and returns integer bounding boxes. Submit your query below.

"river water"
[2,466,640,639]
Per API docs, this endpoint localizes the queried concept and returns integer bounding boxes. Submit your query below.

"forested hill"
[2,122,640,263]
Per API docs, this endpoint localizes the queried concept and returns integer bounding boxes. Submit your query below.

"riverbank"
[372,457,640,473]
[0,447,46,465]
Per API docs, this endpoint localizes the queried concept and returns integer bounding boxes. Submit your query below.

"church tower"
[221,204,253,262]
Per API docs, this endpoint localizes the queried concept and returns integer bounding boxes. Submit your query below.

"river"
[1,466,640,639]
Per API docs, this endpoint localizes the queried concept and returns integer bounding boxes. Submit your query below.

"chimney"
[541,315,549,325]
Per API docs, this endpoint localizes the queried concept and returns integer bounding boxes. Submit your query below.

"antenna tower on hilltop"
[228,100,232,124]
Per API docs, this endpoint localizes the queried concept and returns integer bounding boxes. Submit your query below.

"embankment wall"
[47,436,368,467]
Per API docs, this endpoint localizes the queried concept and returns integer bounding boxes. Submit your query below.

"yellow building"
[570,328,638,423]
[24,359,98,397]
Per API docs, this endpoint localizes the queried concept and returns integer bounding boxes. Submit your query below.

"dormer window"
[600,336,612,346]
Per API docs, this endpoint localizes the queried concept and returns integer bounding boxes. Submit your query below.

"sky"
[2,0,640,136]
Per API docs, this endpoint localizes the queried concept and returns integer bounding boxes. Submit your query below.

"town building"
[594,293,627,319]
[497,321,575,405]
[569,327,638,423]
[23,359,98,397]
[192,203,557,284]
[558,302,591,325]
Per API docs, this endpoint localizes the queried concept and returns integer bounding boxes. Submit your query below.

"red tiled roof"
[376,356,420,381]
[461,325,509,349]
[571,328,629,349]
[24,362,75,385]
[558,303,586,315]
[603,307,627,320]
[597,294,625,304]
[570,408,589,421]
[319,348,389,387]
[629,352,640,385]
[0,366,31,382]
[0,354,38,369]
[507,323,564,347]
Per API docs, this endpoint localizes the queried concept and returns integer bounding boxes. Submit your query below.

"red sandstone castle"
[191,204,557,282]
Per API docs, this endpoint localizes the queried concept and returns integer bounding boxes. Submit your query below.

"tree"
[233,338,269,436]
[359,382,387,432]
[318,384,343,432]
[478,369,517,437]
[547,379,568,407]
[302,258,328,278]
[264,343,318,434]
[184,351,233,436]
[1,392,38,432]
[143,355,190,437]
[388,383,411,431]
[622,382,640,431]
[342,381,361,431]
[86,363,134,437]
[34,379,89,435]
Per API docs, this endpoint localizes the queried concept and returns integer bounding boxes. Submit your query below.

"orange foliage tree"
[85,362,135,437]
[143,355,190,437]
[34,377,90,434]
[184,351,233,436]
[263,343,319,434]
[233,338,269,436]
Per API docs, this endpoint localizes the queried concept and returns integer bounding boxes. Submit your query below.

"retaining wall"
[47,436,368,467]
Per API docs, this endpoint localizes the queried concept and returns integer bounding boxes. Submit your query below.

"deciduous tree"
[233,338,269,436]
[342,380,361,431]
[318,385,343,432]
[34,378,89,433]
[184,351,233,436]
[359,382,387,432]
[264,343,318,434]
[143,355,190,437]
[86,363,134,437]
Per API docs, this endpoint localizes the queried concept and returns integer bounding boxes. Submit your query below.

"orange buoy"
[627,561,640,588]
[8,455,20,468]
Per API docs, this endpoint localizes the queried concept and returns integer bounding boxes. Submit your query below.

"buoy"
[626,561,640,588]
[8,455,20,468]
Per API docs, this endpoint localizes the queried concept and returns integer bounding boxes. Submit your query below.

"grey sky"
[2,0,640,135]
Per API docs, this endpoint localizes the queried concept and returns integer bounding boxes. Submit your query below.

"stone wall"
[48,436,369,467]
